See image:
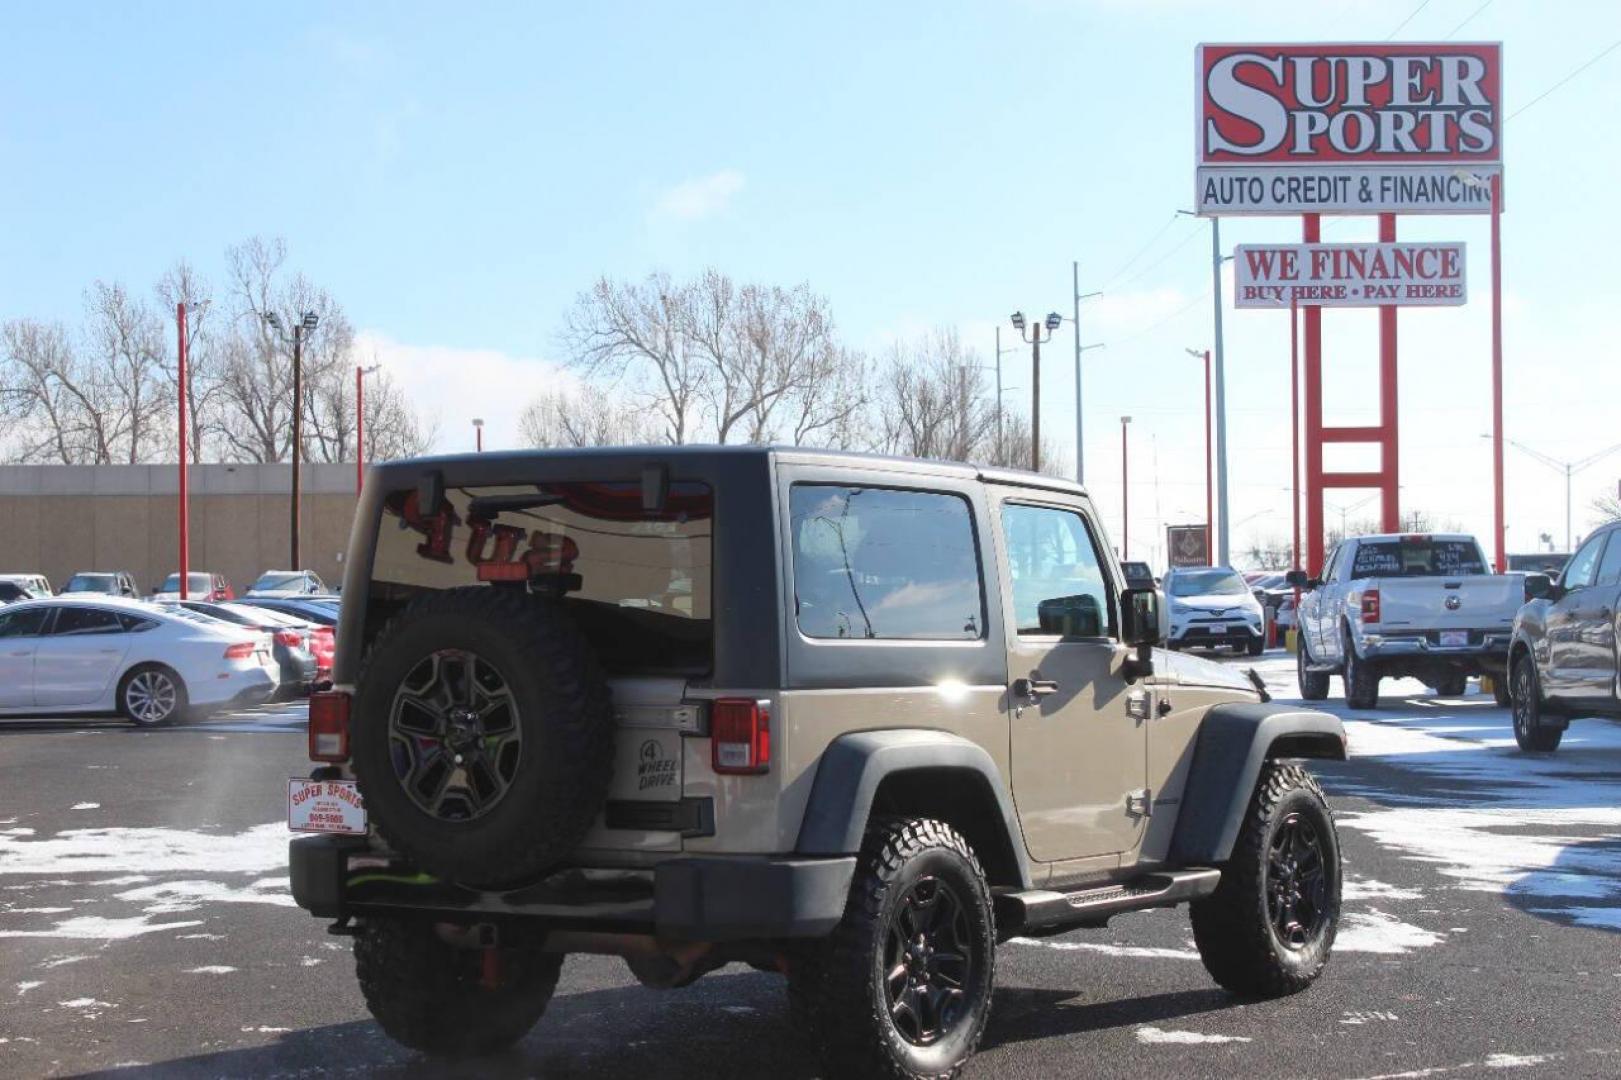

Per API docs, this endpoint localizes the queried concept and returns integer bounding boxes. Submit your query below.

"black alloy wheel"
[388,649,523,821]
[1266,811,1329,949]
[1510,654,1562,752]
[884,876,974,1046]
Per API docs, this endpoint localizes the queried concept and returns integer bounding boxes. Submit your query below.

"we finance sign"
[1196,43,1502,215]
[1233,242,1468,308]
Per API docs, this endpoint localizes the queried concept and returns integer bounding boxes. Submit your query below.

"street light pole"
[1186,348,1213,558]
[473,418,485,453]
[265,311,319,571]
[356,364,380,497]
[176,302,190,601]
[1010,311,1063,474]
[1490,435,1621,552]
[1121,416,1132,558]
[1210,216,1230,566]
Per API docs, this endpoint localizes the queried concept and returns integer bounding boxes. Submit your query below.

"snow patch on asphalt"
[1343,878,1424,901]
[16,981,41,995]
[1483,1053,1557,1068]
[1135,1025,1251,1045]
[116,877,294,913]
[186,965,236,975]
[1005,937,1199,960]
[0,822,287,876]
[0,915,203,940]
[69,803,99,811]
[1335,909,1446,954]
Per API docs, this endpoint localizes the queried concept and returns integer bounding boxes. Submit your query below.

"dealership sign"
[1197,43,1502,215]
[1234,242,1467,308]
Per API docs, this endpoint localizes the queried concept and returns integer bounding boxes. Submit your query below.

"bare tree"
[155,260,224,461]
[84,281,167,463]
[564,273,703,444]
[0,319,96,463]
[1593,493,1621,525]
[875,329,993,462]
[518,387,656,448]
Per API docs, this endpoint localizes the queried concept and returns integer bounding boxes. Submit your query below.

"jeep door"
[990,491,1146,864]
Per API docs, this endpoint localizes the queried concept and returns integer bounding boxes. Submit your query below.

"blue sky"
[4,1,1620,564]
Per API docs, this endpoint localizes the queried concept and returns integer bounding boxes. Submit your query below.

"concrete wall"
[0,464,361,596]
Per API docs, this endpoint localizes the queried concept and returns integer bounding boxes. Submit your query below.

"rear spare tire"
[351,587,614,887]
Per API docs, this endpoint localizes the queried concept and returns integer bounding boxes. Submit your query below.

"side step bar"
[995,867,1221,935]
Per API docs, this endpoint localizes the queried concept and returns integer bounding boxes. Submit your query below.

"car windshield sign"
[1351,539,1486,577]
[1170,570,1247,597]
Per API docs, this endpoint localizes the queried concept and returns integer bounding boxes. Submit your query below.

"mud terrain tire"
[1191,762,1341,998]
[354,919,563,1057]
[351,587,613,887]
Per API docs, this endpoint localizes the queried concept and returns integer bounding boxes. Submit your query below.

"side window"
[118,613,157,633]
[1595,533,1621,587]
[1563,535,1605,591]
[0,608,50,638]
[50,607,124,636]
[1000,503,1114,638]
[1321,545,1340,582]
[790,485,984,641]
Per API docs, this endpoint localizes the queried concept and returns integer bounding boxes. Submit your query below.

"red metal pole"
[1378,213,1400,533]
[177,302,190,601]
[1121,418,1129,559]
[355,366,365,497]
[1490,176,1506,572]
[1203,350,1213,558]
[1303,214,1325,576]
[1290,297,1301,612]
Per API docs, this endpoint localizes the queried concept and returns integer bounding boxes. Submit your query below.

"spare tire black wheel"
[351,587,614,887]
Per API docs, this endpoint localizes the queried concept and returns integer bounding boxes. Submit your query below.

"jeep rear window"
[371,480,712,675]
[790,485,983,641]
[1350,539,1487,577]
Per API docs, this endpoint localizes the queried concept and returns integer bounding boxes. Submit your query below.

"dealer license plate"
[288,778,367,835]
[1207,623,1227,635]
[1439,630,1469,647]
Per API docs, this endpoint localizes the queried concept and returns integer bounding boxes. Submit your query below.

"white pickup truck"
[1289,533,1522,708]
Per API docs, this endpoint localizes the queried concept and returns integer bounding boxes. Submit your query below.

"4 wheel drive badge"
[1445,595,1462,610]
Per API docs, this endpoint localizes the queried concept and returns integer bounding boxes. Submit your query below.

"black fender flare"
[794,729,1032,889]
[1168,702,1347,865]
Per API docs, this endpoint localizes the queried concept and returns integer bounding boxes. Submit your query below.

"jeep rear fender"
[1168,702,1346,865]
[795,730,1031,889]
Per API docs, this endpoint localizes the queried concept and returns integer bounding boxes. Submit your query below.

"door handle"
[1012,677,1059,703]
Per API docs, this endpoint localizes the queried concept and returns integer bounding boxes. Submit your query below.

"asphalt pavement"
[2,657,1619,1079]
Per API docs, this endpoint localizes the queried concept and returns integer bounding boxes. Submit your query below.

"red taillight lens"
[711,698,770,775]
[224,641,255,659]
[309,691,351,762]
[274,630,302,647]
[1360,589,1381,624]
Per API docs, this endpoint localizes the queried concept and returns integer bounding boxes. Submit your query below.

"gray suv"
[290,446,1346,1077]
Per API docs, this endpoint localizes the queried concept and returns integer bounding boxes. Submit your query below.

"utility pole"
[1073,262,1082,484]
[994,326,1004,454]
[1120,416,1132,557]
[1010,311,1062,474]
[356,363,380,496]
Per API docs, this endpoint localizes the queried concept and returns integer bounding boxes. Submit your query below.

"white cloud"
[651,169,746,223]
[353,331,577,454]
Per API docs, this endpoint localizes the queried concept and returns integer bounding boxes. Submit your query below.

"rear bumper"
[289,835,855,942]
[190,667,277,708]
[1360,633,1511,669]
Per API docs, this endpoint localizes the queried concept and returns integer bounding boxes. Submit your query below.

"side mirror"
[1284,569,1313,589]
[1120,587,1160,682]
[1523,573,1553,601]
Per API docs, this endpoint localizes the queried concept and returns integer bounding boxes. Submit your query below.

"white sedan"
[0,597,279,726]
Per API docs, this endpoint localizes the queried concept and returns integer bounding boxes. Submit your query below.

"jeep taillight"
[1360,589,1381,624]
[711,698,770,775]
[309,691,351,762]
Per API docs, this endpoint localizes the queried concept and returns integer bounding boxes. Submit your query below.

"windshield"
[65,574,116,593]
[1351,539,1487,577]
[1169,569,1248,597]
[159,573,212,593]
[219,603,306,627]
[252,573,307,591]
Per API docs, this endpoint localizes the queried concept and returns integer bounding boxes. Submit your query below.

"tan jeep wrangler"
[290,446,1346,1078]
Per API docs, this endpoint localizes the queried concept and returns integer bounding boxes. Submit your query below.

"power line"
[1100,213,1185,290]
[1445,0,1493,37]
[1386,0,1433,39]
[1111,227,1204,292]
[1108,286,1212,347]
[1509,38,1621,120]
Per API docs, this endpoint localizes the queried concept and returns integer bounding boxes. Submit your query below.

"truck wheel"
[1491,677,1512,708]
[788,817,995,1080]
[1341,629,1380,709]
[351,587,614,887]
[119,665,189,727]
[354,919,562,1057]
[1190,762,1340,998]
[1435,674,1468,697]
[1296,638,1330,702]
[1510,654,1562,752]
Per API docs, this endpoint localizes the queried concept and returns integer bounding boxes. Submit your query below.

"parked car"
[1163,565,1267,655]
[246,569,329,597]
[0,574,52,597]
[159,600,323,696]
[1291,532,1522,709]
[152,572,234,601]
[236,596,338,629]
[1506,520,1621,752]
[1508,552,1569,575]
[0,597,277,725]
[0,581,41,605]
[60,571,140,598]
[289,446,1346,1075]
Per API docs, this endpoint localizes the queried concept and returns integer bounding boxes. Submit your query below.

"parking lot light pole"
[265,311,319,570]
[473,418,485,453]
[1070,263,1103,484]
[1011,311,1063,473]
[1185,347,1213,558]
[176,302,190,601]
[1486,435,1621,552]
[1121,416,1132,558]
[356,364,380,496]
